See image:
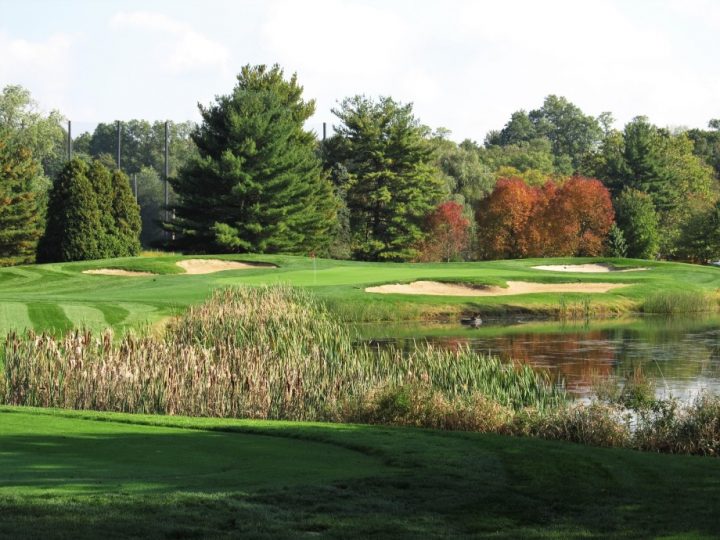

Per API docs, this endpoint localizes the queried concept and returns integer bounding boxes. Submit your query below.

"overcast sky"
[1,0,718,141]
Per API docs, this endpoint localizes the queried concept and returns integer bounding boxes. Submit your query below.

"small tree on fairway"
[168,64,336,254]
[37,158,103,262]
[0,139,43,263]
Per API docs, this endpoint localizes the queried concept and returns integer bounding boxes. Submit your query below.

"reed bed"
[641,290,718,314]
[0,286,565,420]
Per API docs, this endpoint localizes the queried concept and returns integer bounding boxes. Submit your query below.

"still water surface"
[356,315,720,400]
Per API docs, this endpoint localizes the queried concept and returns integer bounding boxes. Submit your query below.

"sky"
[1,0,718,141]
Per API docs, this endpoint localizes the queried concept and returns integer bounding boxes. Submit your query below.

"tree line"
[1,67,719,264]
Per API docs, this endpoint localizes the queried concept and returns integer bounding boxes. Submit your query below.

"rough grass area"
[0,255,718,335]
[1,406,720,539]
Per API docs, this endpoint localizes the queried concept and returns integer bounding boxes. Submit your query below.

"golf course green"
[1,253,719,336]
[2,406,719,539]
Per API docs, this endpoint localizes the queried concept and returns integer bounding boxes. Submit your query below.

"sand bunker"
[531,264,647,273]
[177,259,274,275]
[365,280,627,297]
[83,269,155,277]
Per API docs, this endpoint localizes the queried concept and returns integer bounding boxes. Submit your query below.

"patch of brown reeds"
[0,286,565,421]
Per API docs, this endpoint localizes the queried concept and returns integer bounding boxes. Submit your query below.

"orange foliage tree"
[417,201,471,262]
[476,176,614,259]
[475,178,539,259]
[536,177,614,256]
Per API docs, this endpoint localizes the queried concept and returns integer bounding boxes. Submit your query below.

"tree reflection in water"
[360,315,720,401]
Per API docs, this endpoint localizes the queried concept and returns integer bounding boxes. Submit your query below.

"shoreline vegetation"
[3,285,719,457]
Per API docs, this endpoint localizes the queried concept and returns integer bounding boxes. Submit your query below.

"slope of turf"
[1,254,719,335]
[1,406,719,539]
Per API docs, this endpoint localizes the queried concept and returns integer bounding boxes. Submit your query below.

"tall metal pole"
[116,121,121,170]
[67,120,72,160]
[322,122,326,141]
[164,121,169,225]
[133,173,138,201]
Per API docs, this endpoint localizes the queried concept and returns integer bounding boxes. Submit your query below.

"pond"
[355,315,720,401]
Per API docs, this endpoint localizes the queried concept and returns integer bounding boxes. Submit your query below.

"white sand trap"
[83,269,155,277]
[365,280,627,297]
[177,259,274,275]
[531,264,647,273]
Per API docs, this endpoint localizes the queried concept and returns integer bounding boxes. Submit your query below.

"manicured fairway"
[1,406,719,538]
[1,254,719,336]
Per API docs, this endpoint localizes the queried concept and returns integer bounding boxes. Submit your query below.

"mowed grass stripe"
[0,302,32,332]
[61,304,108,332]
[95,304,130,327]
[27,303,73,334]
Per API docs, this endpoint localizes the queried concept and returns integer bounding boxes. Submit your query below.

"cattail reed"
[1,286,565,420]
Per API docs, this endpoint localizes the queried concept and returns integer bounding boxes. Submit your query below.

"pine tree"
[37,158,103,262]
[110,168,141,256]
[0,139,43,263]
[606,223,628,258]
[327,96,444,261]
[168,64,336,254]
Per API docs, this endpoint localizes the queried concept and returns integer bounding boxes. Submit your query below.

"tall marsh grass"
[0,286,565,420]
[3,285,718,457]
[641,290,717,314]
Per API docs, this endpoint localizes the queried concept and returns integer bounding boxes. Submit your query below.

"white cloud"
[111,11,230,75]
[0,32,73,114]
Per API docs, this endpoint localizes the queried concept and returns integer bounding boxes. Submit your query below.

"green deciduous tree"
[489,96,602,173]
[430,135,495,208]
[677,200,720,263]
[0,85,66,184]
[0,139,43,263]
[326,95,444,261]
[169,65,336,254]
[614,188,660,260]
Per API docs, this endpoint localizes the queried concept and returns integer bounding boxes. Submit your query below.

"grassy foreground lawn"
[0,406,718,539]
[1,254,719,335]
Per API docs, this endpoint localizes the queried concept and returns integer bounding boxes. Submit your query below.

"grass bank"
[2,406,720,539]
[0,255,718,335]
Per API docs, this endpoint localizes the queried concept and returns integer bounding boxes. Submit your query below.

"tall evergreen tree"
[110,168,142,256]
[86,159,119,258]
[168,64,336,254]
[326,96,444,261]
[37,159,103,262]
[0,139,43,263]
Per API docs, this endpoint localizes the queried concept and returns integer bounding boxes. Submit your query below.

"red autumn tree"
[539,177,614,256]
[475,178,539,259]
[476,176,614,259]
[417,201,471,262]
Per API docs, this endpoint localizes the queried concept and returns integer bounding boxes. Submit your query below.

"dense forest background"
[1,70,719,265]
